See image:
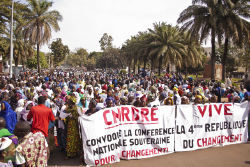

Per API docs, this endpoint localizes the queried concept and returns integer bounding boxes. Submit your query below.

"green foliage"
[27,51,48,69]
[65,48,91,67]
[216,44,237,73]
[20,0,62,73]
[50,38,69,67]
[99,33,113,51]
[120,69,127,75]
[232,83,237,87]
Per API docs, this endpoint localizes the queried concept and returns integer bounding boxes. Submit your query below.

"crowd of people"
[0,68,249,166]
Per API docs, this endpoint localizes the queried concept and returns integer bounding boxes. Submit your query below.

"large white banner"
[79,102,249,166]
[175,102,249,152]
[79,105,176,166]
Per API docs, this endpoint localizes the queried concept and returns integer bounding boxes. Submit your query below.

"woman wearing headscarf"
[140,95,148,107]
[60,91,67,102]
[164,97,174,105]
[10,93,21,111]
[105,96,116,108]
[58,95,70,152]
[85,99,97,116]
[14,99,25,121]
[78,97,88,113]
[20,101,34,125]
[0,101,17,133]
[94,87,102,103]
[64,96,81,160]
[85,86,94,102]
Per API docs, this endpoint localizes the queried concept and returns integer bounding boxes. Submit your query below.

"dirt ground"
[48,141,250,167]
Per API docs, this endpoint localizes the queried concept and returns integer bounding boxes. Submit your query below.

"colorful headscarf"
[106,96,116,105]
[20,101,34,124]
[140,95,148,102]
[60,91,67,102]
[158,87,163,91]
[90,99,97,107]
[15,93,22,99]
[0,101,17,133]
[70,96,76,104]
[41,90,48,97]
[173,87,179,92]
[195,95,202,100]
[164,97,173,105]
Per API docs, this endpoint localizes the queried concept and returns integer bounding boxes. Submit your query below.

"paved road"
[48,141,250,167]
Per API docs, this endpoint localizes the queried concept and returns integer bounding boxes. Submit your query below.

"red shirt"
[27,104,55,137]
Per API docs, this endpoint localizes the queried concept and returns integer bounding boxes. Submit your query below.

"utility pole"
[10,0,14,78]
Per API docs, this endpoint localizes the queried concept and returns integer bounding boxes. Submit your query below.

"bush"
[205,79,210,83]
[120,69,127,75]
[198,72,203,75]
[232,83,237,87]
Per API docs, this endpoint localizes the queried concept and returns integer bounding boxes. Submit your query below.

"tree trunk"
[143,58,146,70]
[211,27,216,80]
[128,60,131,76]
[37,21,40,74]
[246,62,248,74]
[138,61,140,75]
[151,58,154,77]
[158,56,161,76]
[133,57,136,75]
[185,65,187,78]
[167,63,170,74]
[222,38,228,81]
[37,44,40,73]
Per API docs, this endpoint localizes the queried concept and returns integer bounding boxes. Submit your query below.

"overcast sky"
[20,0,211,53]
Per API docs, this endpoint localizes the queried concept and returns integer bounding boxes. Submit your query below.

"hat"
[0,137,12,151]
[158,87,163,91]
[140,95,148,102]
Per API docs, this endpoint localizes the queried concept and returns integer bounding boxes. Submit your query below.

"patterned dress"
[66,106,81,157]
[16,132,47,166]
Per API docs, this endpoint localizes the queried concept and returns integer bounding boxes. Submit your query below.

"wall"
[203,64,222,80]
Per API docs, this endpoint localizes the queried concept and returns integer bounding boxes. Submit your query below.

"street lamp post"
[9,0,14,78]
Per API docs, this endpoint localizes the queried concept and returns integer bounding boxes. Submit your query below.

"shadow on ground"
[48,147,86,167]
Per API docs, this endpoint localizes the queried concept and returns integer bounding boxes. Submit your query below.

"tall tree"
[49,38,69,67]
[216,0,250,80]
[75,47,88,67]
[177,0,219,80]
[148,22,186,76]
[20,0,62,73]
[182,32,203,77]
[99,33,113,69]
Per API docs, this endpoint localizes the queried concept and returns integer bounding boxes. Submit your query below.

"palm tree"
[177,0,219,80]
[148,22,186,76]
[216,0,250,81]
[182,32,203,77]
[20,0,62,73]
